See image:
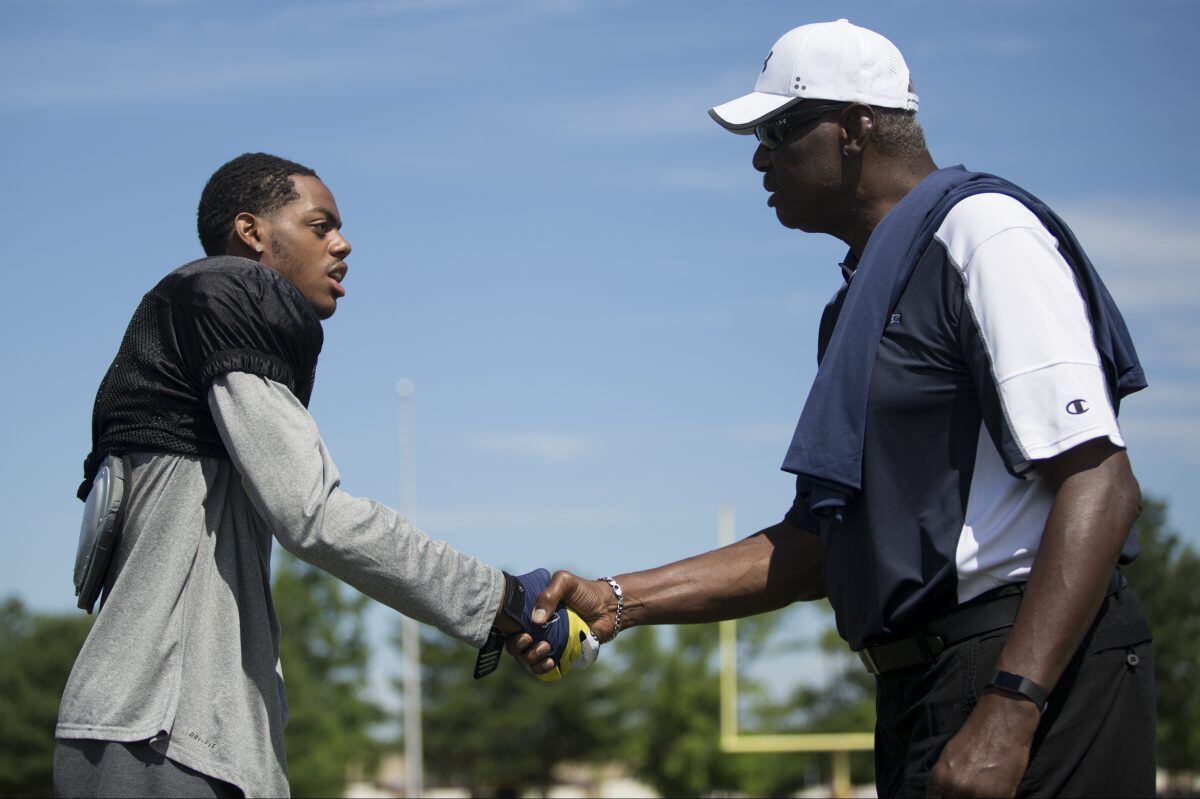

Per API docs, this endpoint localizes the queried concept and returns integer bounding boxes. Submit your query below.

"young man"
[57,153,591,798]
[513,21,1155,798]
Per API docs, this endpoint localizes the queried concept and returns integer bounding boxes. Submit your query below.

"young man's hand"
[506,570,615,678]
[479,569,600,682]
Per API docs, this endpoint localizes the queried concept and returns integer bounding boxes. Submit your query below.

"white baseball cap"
[709,19,919,133]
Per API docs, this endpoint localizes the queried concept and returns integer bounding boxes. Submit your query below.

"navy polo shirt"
[786,193,1127,650]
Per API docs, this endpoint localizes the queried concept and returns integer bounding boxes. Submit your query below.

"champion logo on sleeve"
[1065,399,1090,415]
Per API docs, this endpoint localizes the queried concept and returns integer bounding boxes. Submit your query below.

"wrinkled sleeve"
[783,477,822,535]
[209,371,504,648]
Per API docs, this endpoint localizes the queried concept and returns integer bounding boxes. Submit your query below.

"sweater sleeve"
[208,371,504,648]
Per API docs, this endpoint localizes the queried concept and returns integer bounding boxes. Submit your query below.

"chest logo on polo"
[888,312,902,326]
[1066,399,1089,415]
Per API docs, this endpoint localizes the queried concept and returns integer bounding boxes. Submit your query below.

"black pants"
[54,739,243,799]
[874,584,1156,798]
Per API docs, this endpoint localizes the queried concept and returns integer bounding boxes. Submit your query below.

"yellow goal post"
[716,504,873,798]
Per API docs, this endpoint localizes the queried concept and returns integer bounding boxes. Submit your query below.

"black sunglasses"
[754,103,848,150]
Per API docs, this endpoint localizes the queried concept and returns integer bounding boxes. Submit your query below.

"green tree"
[413,625,623,796]
[1121,495,1200,770]
[612,613,835,798]
[273,553,382,798]
[411,606,849,797]
[0,597,93,798]
[393,496,1200,796]
[770,620,877,788]
[615,624,742,796]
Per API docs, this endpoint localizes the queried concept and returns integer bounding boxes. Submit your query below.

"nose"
[752,143,772,173]
[330,231,352,259]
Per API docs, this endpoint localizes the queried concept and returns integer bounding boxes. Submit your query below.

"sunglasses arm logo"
[762,50,773,73]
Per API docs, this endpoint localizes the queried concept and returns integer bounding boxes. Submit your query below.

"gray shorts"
[54,739,242,798]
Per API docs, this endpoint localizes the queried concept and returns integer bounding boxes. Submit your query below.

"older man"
[515,20,1155,798]
[57,153,592,798]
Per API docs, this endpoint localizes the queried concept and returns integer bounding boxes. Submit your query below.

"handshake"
[474,568,614,683]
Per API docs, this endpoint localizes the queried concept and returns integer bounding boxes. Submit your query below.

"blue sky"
[3,1,1198,694]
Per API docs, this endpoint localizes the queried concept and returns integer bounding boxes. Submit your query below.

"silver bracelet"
[599,577,624,639]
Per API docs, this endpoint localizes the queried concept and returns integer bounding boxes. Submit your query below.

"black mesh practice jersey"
[79,256,323,499]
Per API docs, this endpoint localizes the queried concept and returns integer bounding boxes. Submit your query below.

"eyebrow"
[307,206,343,230]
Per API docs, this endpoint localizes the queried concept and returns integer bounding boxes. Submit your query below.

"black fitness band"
[989,669,1049,713]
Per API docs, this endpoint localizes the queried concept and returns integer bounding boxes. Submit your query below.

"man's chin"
[313,299,338,320]
[773,205,808,231]
[772,200,830,234]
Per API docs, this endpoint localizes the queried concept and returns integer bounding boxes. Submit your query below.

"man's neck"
[842,153,938,256]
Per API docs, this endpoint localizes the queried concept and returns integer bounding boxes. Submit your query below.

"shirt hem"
[56,722,163,742]
[1022,428,1124,461]
[164,736,263,799]
[56,722,268,798]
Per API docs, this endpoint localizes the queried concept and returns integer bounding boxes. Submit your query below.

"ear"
[839,103,876,158]
[232,212,266,256]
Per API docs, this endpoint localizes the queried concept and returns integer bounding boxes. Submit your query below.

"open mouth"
[763,176,779,206]
[327,263,347,296]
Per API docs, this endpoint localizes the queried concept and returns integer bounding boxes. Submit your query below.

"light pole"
[395,378,423,798]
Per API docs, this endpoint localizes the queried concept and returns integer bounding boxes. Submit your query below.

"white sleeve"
[208,371,504,648]
[938,194,1124,466]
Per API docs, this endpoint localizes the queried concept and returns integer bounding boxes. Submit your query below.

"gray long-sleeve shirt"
[57,372,505,797]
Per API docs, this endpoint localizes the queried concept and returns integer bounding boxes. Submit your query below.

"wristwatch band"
[473,572,526,679]
[989,669,1049,713]
[497,571,526,627]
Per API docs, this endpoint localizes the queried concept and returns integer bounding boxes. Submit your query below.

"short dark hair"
[871,108,927,158]
[197,152,319,256]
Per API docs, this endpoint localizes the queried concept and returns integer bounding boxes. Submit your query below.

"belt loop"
[859,648,881,676]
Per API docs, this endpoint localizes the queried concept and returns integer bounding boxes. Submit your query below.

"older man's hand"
[927,690,1040,798]
[506,570,616,678]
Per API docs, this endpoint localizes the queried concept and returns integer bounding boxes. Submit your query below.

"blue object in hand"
[513,568,599,682]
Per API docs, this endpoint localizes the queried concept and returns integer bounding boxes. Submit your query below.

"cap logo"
[762,50,773,73]
[1065,399,1090,415]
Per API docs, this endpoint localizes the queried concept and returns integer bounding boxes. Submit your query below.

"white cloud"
[465,431,591,461]
[908,30,1045,59]
[542,68,750,141]
[261,0,593,28]
[0,0,599,106]
[1122,378,1200,410]
[1144,318,1200,369]
[617,305,737,330]
[1120,378,1200,463]
[0,36,431,105]
[617,288,832,332]
[413,506,639,531]
[726,423,794,445]
[1051,199,1200,378]
[975,34,1043,56]
[652,166,749,192]
[1058,199,1200,311]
